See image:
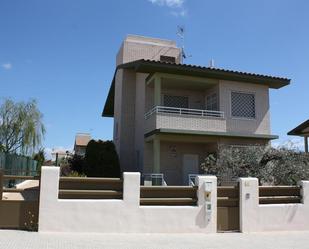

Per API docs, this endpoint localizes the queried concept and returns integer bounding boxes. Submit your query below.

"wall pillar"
[154,76,161,106]
[123,172,140,207]
[153,137,160,173]
[305,136,308,153]
[39,166,60,232]
[239,177,259,233]
[195,175,217,232]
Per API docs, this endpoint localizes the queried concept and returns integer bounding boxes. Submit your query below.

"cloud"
[148,0,187,17]
[2,63,12,70]
[148,0,184,8]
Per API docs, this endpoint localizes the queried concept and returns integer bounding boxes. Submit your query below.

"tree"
[33,148,45,172]
[85,140,120,177]
[68,154,86,174]
[201,145,309,185]
[0,99,45,155]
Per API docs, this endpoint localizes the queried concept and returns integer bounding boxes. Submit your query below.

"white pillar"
[38,166,60,232]
[299,180,309,204]
[196,175,217,232]
[123,172,140,207]
[239,177,259,233]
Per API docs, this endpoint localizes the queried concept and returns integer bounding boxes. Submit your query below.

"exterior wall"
[117,35,181,65]
[118,69,137,172]
[143,140,218,185]
[113,69,123,154]
[143,136,269,184]
[240,178,309,232]
[114,36,273,175]
[134,73,148,172]
[115,35,182,172]
[145,113,226,134]
[218,137,269,146]
[39,166,217,233]
[219,80,270,135]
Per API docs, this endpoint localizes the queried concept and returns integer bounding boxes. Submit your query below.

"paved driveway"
[0,230,308,249]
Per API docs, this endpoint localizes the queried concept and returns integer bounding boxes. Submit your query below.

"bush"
[85,140,120,177]
[201,145,309,185]
[68,154,86,174]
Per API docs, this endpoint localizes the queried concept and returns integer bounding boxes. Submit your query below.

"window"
[163,95,189,108]
[206,93,218,111]
[231,92,255,118]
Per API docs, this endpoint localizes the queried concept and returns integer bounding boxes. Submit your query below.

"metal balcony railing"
[145,106,224,120]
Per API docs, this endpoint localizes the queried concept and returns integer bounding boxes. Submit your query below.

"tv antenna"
[176,25,191,62]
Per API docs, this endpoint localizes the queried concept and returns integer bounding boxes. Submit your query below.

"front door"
[182,154,199,185]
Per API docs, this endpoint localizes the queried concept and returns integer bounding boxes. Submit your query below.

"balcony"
[145,106,226,134]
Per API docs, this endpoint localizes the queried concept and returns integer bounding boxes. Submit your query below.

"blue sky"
[1,0,308,156]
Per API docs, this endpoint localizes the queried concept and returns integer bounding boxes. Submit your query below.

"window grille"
[231,92,255,118]
[163,95,189,108]
[206,93,218,111]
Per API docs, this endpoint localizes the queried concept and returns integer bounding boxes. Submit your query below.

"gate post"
[196,175,217,232]
[239,177,258,233]
[123,172,140,207]
[38,166,60,232]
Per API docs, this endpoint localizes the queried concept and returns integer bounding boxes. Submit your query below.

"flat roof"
[102,59,291,117]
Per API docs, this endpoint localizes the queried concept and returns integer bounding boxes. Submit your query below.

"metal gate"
[0,170,40,231]
[217,185,239,232]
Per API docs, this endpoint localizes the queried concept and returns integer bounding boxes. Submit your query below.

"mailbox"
[204,181,213,201]
[204,181,213,221]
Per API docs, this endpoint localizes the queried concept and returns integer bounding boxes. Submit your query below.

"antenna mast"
[176,25,191,63]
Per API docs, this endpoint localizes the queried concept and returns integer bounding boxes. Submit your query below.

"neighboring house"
[288,120,309,153]
[74,133,91,156]
[102,34,290,185]
[51,149,69,166]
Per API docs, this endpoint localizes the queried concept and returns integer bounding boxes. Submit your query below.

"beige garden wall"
[240,178,309,232]
[39,166,217,233]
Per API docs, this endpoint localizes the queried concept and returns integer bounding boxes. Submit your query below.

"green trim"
[145,128,279,140]
[102,59,291,117]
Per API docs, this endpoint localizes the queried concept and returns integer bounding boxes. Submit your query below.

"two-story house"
[74,133,91,156]
[102,35,290,185]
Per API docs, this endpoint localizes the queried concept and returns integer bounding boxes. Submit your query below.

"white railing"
[188,174,199,186]
[143,173,167,186]
[145,106,224,120]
